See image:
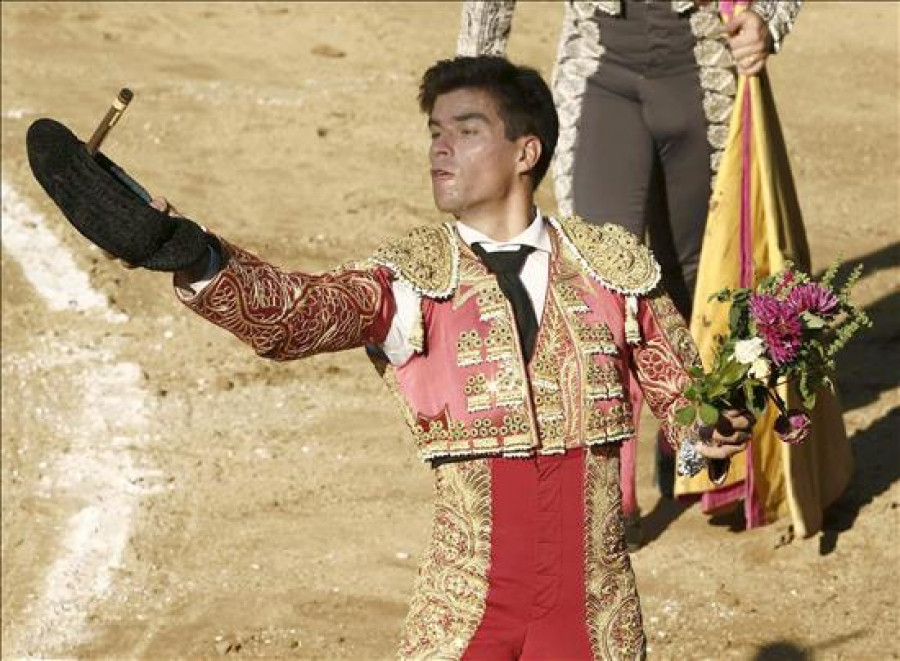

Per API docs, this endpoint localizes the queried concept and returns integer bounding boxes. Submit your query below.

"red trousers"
[462,450,595,660]
[399,448,645,660]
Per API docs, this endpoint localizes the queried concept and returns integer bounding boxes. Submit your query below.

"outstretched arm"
[25,117,396,361]
[174,237,395,361]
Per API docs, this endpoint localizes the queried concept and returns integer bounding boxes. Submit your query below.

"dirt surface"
[1,2,898,659]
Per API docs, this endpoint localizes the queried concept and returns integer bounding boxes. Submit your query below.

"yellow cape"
[675,71,853,538]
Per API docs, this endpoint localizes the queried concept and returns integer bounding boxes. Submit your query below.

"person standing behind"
[457,0,801,545]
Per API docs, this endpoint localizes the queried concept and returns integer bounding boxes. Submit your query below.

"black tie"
[471,243,539,363]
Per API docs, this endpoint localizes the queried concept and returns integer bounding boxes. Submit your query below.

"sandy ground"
[1,2,898,659]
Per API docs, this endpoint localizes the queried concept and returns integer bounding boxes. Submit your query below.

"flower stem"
[765,388,788,416]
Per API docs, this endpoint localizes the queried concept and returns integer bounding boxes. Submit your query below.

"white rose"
[734,338,766,364]
[749,357,772,380]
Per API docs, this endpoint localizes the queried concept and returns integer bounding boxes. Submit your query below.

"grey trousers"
[571,60,712,321]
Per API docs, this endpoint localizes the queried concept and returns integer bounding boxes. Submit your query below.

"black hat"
[26,118,209,271]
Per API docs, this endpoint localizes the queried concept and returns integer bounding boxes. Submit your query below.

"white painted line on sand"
[3,179,156,657]
[1,180,127,323]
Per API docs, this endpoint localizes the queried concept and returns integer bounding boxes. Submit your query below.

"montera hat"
[26,118,209,271]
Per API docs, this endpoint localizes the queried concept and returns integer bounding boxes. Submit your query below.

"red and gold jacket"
[177,217,702,467]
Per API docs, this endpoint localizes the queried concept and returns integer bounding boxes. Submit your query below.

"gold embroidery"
[494,359,526,409]
[456,329,484,367]
[586,361,625,401]
[550,217,661,295]
[584,449,646,659]
[545,256,633,451]
[555,282,590,313]
[535,383,566,453]
[484,317,515,362]
[476,285,507,322]
[529,288,571,452]
[632,325,696,453]
[185,240,388,361]
[415,419,469,446]
[409,411,533,459]
[464,373,491,413]
[534,375,565,437]
[648,292,701,369]
[398,460,492,659]
[376,220,656,462]
[369,223,459,299]
[586,404,634,445]
[452,280,495,327]
[457,255,487,281]
[570,313,618,357]
[503,413,531,436]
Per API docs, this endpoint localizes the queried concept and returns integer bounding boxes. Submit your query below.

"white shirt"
[380,210,553,366]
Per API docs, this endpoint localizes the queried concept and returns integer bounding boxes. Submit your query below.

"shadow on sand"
[818,242,900,554]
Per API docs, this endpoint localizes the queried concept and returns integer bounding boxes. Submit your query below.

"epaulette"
[549,216,661,295]
[367,223,459,299]
[549,216,661,344]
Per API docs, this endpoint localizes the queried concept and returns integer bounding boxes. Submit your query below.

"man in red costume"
[28,55,751,659]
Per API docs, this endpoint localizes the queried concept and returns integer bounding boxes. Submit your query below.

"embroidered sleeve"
[176,238,395,361]
[629,291,718,478]
[457,0,517,56]
[749,0,802,53]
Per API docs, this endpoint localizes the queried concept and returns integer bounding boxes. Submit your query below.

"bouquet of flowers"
[676,261,872,444]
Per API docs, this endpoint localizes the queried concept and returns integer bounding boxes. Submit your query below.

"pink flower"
[773,269,795,296]
[774,410,812,445]
[749,294,803,365]
[787,283,840,316]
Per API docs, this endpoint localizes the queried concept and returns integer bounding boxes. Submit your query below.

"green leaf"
[699,402,720,426]
[801,312,826,329]
[798,372,818,410]
[721,360,749,385]
[729,303,742,334]
[710,288,732,303]
[707,383,730,401]
[675,406,697,426]
[743,381,767,417]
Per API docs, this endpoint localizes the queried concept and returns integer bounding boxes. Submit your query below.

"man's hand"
[27,118,211,271]
[722,10,772,76]
[696,409,754,460]
[104,196,182,269]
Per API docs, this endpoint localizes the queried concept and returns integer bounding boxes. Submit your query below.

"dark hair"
[419,55,559,188]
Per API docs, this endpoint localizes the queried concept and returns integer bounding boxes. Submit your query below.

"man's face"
[428,88,522,215]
